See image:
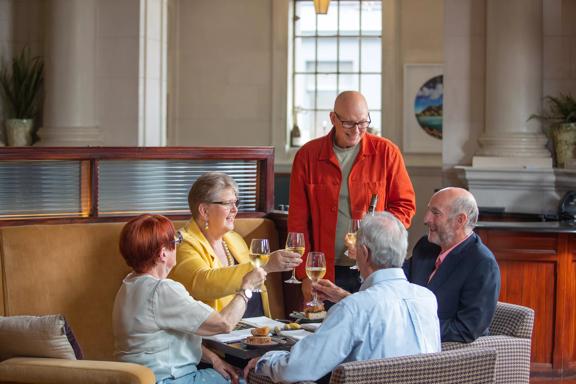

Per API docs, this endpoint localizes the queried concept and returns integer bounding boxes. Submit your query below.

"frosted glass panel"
[98,160,259,216]
[0,161,84,217]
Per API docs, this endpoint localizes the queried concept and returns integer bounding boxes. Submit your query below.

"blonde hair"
[188,172,239,219]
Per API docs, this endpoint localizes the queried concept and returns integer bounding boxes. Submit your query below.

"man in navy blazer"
[403,187,501,343]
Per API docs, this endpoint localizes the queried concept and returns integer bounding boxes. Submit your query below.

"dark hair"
[119,214,176,273]
[188,172,239,219]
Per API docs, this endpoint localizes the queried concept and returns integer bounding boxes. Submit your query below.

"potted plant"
[0,47,44,146]
[530,93,576,168]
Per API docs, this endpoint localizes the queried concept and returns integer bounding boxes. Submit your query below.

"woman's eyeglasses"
[209,200,241,209]
[173,231,183,246]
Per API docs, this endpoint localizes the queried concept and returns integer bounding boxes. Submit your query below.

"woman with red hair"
[113,214,265,384]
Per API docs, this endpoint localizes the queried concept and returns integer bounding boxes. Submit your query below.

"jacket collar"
[318,128,377,163]
[183,219,219,263]
[427,233,479,290]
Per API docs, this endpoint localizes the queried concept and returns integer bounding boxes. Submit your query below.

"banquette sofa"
[0,218,283,384]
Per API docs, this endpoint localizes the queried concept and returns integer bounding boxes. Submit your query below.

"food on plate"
[284,322,301,330]
[246,326,272,344]
[273,322,302,335]
[304,304,326,320]
[251,327,270,336]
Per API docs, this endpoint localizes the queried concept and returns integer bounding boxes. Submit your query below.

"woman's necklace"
[221,241,235,266]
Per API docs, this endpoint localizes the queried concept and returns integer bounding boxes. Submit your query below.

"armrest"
[0,357,156,384]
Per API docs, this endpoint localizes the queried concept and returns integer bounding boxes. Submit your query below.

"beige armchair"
[442,302,535,384]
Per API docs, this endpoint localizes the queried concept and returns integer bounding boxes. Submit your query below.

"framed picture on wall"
[403,64,443,154]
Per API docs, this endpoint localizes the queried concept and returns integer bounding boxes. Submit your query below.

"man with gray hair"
[243,212,440,383]
[403,187,501,343]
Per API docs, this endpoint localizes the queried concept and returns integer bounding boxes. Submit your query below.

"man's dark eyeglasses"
[334,112,371,130]
[210,200,241,209]
[173,231,183,246]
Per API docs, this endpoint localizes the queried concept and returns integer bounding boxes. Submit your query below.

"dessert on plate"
[304,303,326,320]
[246,326,271,344]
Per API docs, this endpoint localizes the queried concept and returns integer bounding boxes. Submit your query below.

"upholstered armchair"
[442,302,535,384]
[248,347,497,384]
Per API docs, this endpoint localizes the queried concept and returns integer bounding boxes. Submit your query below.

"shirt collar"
[359,268,407,291]
[319,128,376,161]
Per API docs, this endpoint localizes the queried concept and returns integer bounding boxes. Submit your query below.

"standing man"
[403,187,501,343]
[244,213,440,383]
[288,91,416,300]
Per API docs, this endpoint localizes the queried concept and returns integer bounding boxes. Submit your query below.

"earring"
[204,220,209,230]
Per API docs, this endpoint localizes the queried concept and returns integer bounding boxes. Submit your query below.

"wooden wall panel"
[478,227,576,381]
[498,259,555,364]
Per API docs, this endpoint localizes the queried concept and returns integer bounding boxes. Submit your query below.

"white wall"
[97,0,141,145]
[0,0,45,145]
[169,0,273,146]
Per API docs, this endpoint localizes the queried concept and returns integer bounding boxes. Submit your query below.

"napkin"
[203,328,253,343]
[280,329,313,341]
[301,322,321,332]
[241,316,286,329]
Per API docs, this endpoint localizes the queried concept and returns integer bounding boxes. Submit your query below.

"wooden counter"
[476,222,576,382]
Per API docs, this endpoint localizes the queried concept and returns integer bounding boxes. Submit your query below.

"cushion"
[0,314,83,361]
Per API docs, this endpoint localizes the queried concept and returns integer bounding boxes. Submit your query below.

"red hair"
[119,214,176,273]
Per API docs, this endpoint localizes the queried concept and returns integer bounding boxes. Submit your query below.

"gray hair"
[188,172,239,219]
[450,195,479,229]
[357,212,408,269]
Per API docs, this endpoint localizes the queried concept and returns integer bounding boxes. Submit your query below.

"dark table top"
[204,336,295,361]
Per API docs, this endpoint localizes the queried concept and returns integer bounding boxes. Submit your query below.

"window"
[291,0,382,145]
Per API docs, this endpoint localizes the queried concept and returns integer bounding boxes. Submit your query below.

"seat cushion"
[0,314,82,361]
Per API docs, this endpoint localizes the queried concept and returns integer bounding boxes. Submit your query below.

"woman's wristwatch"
[235,288,253,304]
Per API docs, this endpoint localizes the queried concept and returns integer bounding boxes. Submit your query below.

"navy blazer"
[403,233,501,343]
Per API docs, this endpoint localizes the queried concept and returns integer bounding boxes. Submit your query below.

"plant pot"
[5,119,34,146]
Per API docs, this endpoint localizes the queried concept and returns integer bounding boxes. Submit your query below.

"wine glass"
[305,251,326,307]
[284,232,304,284]
[249,238,270,292]
[346,219,361,270]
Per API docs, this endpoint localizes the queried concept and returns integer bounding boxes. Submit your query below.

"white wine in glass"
[285,232,305,284]
[305,251,326,307]
[249,238,270,292]
[346,219,361,270]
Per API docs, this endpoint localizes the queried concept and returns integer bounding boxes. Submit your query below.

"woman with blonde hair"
[170,172,301,317]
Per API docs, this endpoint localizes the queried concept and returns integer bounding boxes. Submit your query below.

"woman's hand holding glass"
[241,265,267,291]
[249,238,302,291]
[305,251,326,307]
[249,239,270,292]
[284,232,305,284]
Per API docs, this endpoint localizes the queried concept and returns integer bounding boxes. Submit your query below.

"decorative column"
[473,0,551,168]
[39,0,102,146]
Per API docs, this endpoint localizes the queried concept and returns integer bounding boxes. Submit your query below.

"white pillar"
[39,0,102,146]
[473,0,552,168]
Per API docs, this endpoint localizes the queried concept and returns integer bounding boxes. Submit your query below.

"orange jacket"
[288,129,416,282]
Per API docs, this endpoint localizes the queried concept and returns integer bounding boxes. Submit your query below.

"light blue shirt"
[256,268,441,383]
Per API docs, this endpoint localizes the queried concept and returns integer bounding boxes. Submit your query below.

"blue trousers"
[159,368,245,384]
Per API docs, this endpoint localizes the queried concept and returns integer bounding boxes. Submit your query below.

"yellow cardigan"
[168,219,271,317]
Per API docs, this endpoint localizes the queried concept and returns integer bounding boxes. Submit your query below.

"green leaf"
[0,47,44,119]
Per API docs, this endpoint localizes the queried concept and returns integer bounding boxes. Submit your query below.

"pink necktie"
[428,256,442,282]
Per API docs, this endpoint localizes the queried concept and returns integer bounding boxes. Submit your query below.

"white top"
[112,273,214,382]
